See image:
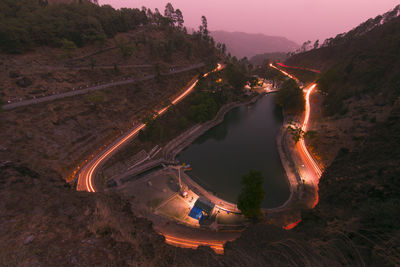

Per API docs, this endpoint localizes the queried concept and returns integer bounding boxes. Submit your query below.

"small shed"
[188,205,203,221]
[188,198,215,222]
[194,198,215,215]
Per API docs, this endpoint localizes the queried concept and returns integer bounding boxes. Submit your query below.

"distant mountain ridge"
[210,30,299,59]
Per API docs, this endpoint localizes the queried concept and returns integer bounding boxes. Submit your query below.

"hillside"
[211,30,298,59]
[0,0,220,178]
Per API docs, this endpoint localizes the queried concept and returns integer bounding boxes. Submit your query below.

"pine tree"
[174,9,184,29]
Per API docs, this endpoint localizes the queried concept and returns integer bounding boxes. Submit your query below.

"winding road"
[74,64,229,252]
[76,63,222,192]
[271,63,322,209]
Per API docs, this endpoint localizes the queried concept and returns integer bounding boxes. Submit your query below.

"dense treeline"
[0,0,148,53]
[0,0,220,55]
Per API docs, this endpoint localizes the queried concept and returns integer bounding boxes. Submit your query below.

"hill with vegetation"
[211,30,298,59]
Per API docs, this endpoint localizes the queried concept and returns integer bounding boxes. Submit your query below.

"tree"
[188,92,218,122]
[301,40,311,52]
[174,9,184,29]
[221,43,226,55]
[225,63,248,92]
[199,15,208,39]
[275,79,305,115]
[313,39,319,49]
[164,3,175,25]
[237,170,265,219]
[322,37,333,47]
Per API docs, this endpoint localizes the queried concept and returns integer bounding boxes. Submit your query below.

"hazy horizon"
[99,0,399,44]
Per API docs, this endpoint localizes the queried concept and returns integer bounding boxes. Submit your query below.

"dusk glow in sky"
[100,0,400,43]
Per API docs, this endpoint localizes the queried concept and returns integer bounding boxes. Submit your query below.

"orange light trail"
[74,63,232,253]
[77,64,222,192]
[163,234,225,254]
[283,219,302,230]
[269,63,299,83]
[270,63,323,224]
[81,123,146,192]
[298,83,322,178]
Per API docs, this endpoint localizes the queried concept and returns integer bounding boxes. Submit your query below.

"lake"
[177,94,290,208]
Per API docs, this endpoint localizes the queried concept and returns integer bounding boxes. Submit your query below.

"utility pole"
[169,165,183,189]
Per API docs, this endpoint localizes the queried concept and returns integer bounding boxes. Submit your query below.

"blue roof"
[188,205,203,221]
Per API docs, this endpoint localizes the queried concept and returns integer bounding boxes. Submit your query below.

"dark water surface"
[177,95,290,208]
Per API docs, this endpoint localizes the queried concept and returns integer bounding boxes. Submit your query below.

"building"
[188,197,215,222]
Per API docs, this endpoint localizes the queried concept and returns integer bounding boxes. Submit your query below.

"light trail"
[77,64,222,192]
[270,63,322,213]
[163,234,225,254]
[297,83,322,178]
[283,219,302,230]
[75,63,226,253]
[269,63,299,83]
[83,123,146,192]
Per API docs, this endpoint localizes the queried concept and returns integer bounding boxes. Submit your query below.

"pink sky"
[100,0,399,44]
